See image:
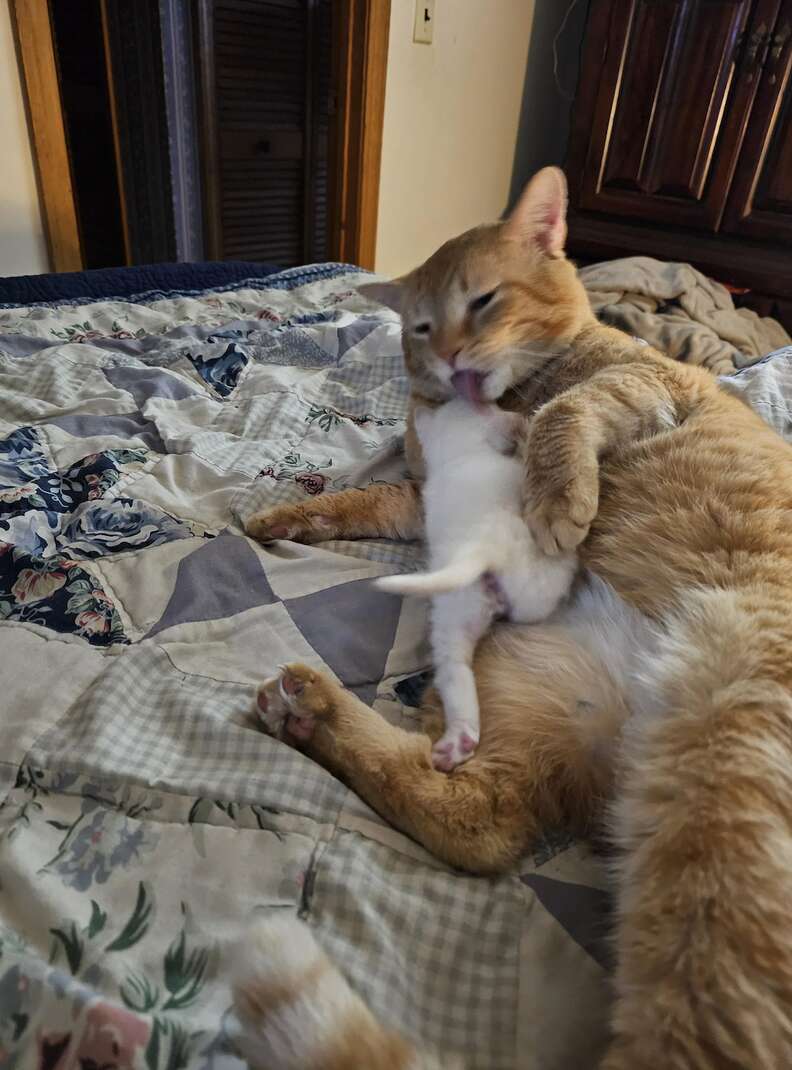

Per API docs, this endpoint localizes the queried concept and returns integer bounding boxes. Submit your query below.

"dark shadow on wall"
[508,0,590,210]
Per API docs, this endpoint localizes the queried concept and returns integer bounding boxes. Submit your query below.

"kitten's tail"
[375,546,491,597]
[231,915,457,1069]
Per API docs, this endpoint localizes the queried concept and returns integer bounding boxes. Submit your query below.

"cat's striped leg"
[246,481,423,545]
[260,653,603,875]
[232,916,458,1069]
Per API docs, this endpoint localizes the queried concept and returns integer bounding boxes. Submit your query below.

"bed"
[1,260,790,1070]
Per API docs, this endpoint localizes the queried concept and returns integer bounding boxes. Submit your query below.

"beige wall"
[0,0,49,277]
[375,0,535,278]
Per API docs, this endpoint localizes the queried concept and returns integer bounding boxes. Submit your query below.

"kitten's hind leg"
[429,589,492,771]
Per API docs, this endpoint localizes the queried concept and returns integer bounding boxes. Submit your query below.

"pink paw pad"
[286,714,315,741]
[281,672,303,696]
[268,525,290,539]
[460,732,476,754]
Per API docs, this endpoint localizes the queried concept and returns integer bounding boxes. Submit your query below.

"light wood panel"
[333,0,390,269]
[11,0,82,271]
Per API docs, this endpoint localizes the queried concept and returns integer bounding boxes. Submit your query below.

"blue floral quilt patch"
[186,341,249,397]
[0,427,148,520]
[0,426,193,563]
[0,543,128,645]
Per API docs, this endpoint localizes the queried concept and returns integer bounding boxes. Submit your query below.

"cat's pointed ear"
[505,167,568,258]
[357,280,404,313]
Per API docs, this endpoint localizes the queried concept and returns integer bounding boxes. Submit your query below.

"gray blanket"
[580,256,791,376]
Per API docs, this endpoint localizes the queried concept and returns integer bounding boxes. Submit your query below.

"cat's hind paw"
[256,663,342,743]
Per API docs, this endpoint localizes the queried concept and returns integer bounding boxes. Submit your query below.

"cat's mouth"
[450,369,487,405]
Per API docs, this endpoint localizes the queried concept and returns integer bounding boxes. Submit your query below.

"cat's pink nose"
[438,348,461,366]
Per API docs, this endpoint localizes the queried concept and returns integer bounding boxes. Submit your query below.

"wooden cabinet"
[567,0,792,325]
[722,4,792,241]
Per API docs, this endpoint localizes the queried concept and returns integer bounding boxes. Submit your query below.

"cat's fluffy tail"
[231,915,458,1070]
[603,588,792,1066]
[375,546,491,596]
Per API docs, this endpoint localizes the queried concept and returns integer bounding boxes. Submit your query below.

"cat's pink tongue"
[451,370,485,405]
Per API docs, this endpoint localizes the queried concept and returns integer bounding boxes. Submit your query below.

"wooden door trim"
[332,0,390,269]
[10,0,82,272]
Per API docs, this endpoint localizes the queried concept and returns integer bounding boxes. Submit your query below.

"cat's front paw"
[525,458,599,555]
[246,504,335,544]
[432,725,479,772]
[526,487,597,554]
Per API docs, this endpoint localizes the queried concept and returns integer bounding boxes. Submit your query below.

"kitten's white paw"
[431,725,479,772]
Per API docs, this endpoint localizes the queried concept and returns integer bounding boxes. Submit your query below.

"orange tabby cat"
[248,168,792,1068]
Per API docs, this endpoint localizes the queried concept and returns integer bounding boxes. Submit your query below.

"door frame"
[330,0,391,269]
[13,0,391,272]
[10,0,83,272]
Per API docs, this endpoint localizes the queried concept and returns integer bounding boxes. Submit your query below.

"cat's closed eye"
[469,289,497,313]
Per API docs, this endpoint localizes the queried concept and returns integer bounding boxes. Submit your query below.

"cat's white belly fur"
[555,571,661,760]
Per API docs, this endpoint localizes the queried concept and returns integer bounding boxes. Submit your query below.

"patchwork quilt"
[0,262,790,1070]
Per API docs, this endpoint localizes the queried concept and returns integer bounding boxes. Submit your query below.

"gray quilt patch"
[104,366,200,406]
[147,532,277,636]
[284,577,402,694]
[521,873,613,969]
[49,412,169,453]
[335,317,382,358]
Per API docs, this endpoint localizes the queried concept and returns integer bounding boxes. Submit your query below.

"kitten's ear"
[357,280,404,313]
[504,167,568,258]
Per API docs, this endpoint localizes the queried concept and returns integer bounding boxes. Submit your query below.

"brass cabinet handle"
[768,21,790,84]
[743,22,769,82]
[770,21,791,61]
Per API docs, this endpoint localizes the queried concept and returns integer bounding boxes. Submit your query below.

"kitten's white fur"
[377,399,576,769]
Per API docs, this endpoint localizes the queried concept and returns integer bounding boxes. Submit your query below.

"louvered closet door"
[205,0,334,266]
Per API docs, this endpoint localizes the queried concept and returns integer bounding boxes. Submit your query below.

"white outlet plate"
[413,0,435,44]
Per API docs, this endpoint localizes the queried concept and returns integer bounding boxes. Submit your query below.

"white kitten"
[377,399,577,770]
